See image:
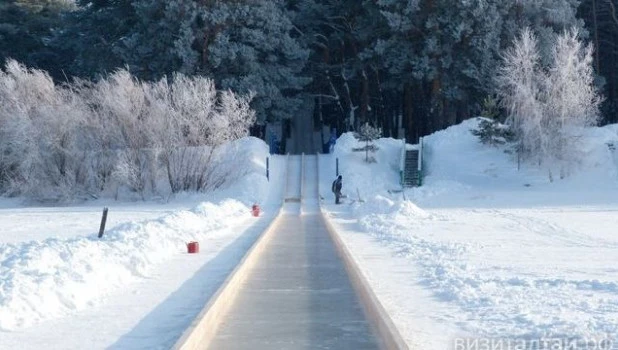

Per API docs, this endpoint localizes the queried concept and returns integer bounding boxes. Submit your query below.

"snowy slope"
[321,119,618,349]
[0,137,284,349]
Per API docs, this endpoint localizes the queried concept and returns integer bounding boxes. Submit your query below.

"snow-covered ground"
[321,119,618,349]
[0,137,285,349]
[3,118,618,349]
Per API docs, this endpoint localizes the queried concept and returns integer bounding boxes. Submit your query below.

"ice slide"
[174,155,406,349]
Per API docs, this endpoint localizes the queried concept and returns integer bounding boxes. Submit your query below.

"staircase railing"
[418,137,424,186]
[399,138,406,187]
[400,137,424,188]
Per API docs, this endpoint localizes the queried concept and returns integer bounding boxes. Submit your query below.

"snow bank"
[423,118,618,193]
[567,124,618,184]
[331,116,618,225]
[201,136,270,205]
[423,118,516,186]
[328,121,618,346]
[0,136,270,330]
[332,132,402,199]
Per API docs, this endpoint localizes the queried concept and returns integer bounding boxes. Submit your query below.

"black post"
[266,157,270,181]
[336,158,339,177]
[98,207,108,238]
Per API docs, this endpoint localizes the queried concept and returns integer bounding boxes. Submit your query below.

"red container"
[252,204,260,217]
[187,241,199,254]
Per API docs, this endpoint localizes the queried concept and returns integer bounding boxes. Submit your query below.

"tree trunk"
[431,76,445,129]
[372,67,387,134]
[591,0,601,72]
[403,82,417,142]
[359,68,369,126]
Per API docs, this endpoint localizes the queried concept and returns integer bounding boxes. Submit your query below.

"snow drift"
[0,136,270,331]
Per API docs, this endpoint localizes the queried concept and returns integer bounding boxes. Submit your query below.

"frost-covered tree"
[159,74,255,193]
[85,70,159,196]
[496,28,546,161]
[543,27,601,177]
[545,28,600,130]
[496,28,601,179]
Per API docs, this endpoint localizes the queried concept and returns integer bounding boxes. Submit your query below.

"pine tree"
[578,0,618,125]
[112,0,310,123]
[202,0,310,123]
[293,0,386,133]
[0,0,72,77]
[373,0,511,139]
[115,0,199,80]
[354,122,382,162]
[58,0,136,79]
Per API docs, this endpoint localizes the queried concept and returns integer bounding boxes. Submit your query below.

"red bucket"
[187,241,199,254]
[252,204,260,217]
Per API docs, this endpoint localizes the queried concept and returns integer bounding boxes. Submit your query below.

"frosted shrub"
[86,71,159,198]
[0,61,255,201]
[113,149,159,199]
[0,60,89,201]
[160,75,255,193]
[164,147,213,193]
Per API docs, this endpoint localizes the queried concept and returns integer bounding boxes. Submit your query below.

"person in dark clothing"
[332,175,342,204]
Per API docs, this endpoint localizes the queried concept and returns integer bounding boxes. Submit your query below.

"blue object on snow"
[329,128,337,153]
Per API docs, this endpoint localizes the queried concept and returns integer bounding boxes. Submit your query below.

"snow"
[321,118,618,348]
[0,137,283,349]
[2,117,618,349]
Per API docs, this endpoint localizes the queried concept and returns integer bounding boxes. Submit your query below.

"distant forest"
[2,0,617,142]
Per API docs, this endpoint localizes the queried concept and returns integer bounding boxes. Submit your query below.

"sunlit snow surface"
[2,120,618,349]
[0,137,283,349]
[321,119,618,349]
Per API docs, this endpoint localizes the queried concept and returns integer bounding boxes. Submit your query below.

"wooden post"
[98,207,108,238]
[336,158,339,177]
